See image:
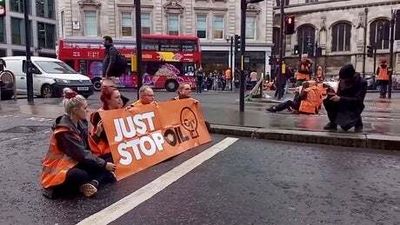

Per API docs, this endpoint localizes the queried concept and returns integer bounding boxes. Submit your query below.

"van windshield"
[35,61,78,74]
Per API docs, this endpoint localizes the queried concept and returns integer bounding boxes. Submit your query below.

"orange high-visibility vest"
[225,69,232,80]
[299,86,321,114]
[296,72,310,81]
[377,66,389,81]
[41,127,78,189]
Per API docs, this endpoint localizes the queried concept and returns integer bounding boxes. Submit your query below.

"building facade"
[273,0,400,77]
[0,0,57,57]
[58,0,274,76]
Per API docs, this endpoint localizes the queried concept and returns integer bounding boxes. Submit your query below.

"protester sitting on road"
[129,85,156,107]
[88,86,123,159]
[267,81,322,114]
[323,64,367,132]
[41,90,116,199]
[101,78,129,106]
[172,83,210,131]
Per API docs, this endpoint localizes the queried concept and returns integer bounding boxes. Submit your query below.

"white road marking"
[77,137,239,225]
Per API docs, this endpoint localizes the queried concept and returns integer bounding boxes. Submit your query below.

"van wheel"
[92,77,102,91]
[165,80,178,92]
[41,84,53,98]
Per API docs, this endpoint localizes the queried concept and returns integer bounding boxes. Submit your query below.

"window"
[305,0,318,3]
[0,17,5,43]
[246,16,256,40]
[142,13,151,34]
[370,19,390,49]
[167,14,179,35]
[121,12,133,36]
[196,15,207,38]
[38,22,55,49]
[35,61,77,74]
[212,15,224,39]
[11,0,30,13]
[276,0,289,6]
[11,17,32,46]
[84,11,97,36]
[272,27,280,55]
[297,25,315,56]
[396,11,400,40]
[331,22,351,52]
[36,0,55,19]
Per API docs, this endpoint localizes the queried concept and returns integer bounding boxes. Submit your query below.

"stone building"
[273,0,400,78]
[57,0,274,75]
[0,0,57,57]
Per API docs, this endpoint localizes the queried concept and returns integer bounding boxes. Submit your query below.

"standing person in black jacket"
[323,64,367,132]
[102,36,118,79]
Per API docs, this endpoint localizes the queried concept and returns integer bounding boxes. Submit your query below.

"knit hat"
[339,64,355,79]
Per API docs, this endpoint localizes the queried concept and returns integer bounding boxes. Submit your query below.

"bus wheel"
[165,80,178,92]
[92,77,102,91]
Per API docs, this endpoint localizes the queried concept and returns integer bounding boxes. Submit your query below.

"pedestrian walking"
[102,36,126,79]
[225,68,232,90]
[323,64,367,132]
[196,67,205,93]
[376,59,389,98]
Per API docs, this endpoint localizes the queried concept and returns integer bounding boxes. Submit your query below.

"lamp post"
[388,10,395,99]
[134,0,142,99]
[239,0,265,112]
[24,0,34,104]
[362,8,368,78]
[226,35,234,91]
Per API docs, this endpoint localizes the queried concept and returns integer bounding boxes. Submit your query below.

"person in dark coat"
[323,64,367,132]
[102,36,118,78]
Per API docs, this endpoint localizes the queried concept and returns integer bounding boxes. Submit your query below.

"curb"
[210,124,400,150]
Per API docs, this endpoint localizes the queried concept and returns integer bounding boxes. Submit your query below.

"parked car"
[1,56,94,98]
[0,70,15,100]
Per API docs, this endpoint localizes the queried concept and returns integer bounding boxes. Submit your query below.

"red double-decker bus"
[57,34,201,91]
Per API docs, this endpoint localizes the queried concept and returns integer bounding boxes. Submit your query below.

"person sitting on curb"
[41,89,116,199]
[129,85,157,108]
[88,86,124,161]
[323,64,367,132]
[267,81,322,114]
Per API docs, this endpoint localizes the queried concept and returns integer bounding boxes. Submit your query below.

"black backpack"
[113,51,128,77]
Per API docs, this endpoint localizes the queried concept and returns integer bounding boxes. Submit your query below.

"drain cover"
[0,126,50,133]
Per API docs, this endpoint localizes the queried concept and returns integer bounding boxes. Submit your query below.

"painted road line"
[77,137,239,225]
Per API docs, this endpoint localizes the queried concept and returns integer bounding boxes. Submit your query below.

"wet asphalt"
[0,110,400,224]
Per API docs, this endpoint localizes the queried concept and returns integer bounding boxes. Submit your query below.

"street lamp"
[239,0,265,112]
[134,0,142,99]
[225,35,234,91]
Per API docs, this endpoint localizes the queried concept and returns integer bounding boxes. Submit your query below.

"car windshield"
[35,61,78,74]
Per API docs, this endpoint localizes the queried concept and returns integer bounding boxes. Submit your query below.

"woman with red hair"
[89,86,124,160]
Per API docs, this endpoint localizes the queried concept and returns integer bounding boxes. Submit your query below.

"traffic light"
[0,0,5,17]
[367,45,373,58]
[268,57,273,65]
[285,15,295,35]
[294,45,299,55]
[234,35,241,53]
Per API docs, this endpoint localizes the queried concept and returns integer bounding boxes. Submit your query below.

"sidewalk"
[205,91,400,150]
[0,91,399,150]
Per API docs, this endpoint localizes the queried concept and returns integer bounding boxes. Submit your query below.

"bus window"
[181,40,197,52]
[160,39,180,52]
[143,39,159,51]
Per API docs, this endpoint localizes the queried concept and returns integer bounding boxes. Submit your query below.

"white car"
[1,56,94,98]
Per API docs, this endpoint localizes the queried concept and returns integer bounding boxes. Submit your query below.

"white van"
[1,56,94,98]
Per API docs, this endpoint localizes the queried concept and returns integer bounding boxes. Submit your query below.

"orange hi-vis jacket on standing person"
[377,66,389,81]
[225,69,232,80]
[299,86,322,114]
[88,109,110,156]
[41,127,78,189]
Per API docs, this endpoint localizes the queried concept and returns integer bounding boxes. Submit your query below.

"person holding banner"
[172,83,198,102]
[89,86,124,160]
[129,85,156,107]
[41,90,116,198]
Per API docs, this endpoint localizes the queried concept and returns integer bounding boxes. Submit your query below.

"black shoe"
[42,188,57,199]
[266,107,277,113]
[341,125,353,132]
[323,122,337,131]
[354,126,363,133]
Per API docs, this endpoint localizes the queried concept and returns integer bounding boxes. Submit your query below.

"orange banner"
[99,99,212,180]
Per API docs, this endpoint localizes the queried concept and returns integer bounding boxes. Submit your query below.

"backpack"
[113,51,128,77]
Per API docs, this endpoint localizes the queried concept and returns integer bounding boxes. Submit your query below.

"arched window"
[370,19,390,49]
[331,22,351,52]
[297,25,315,56]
